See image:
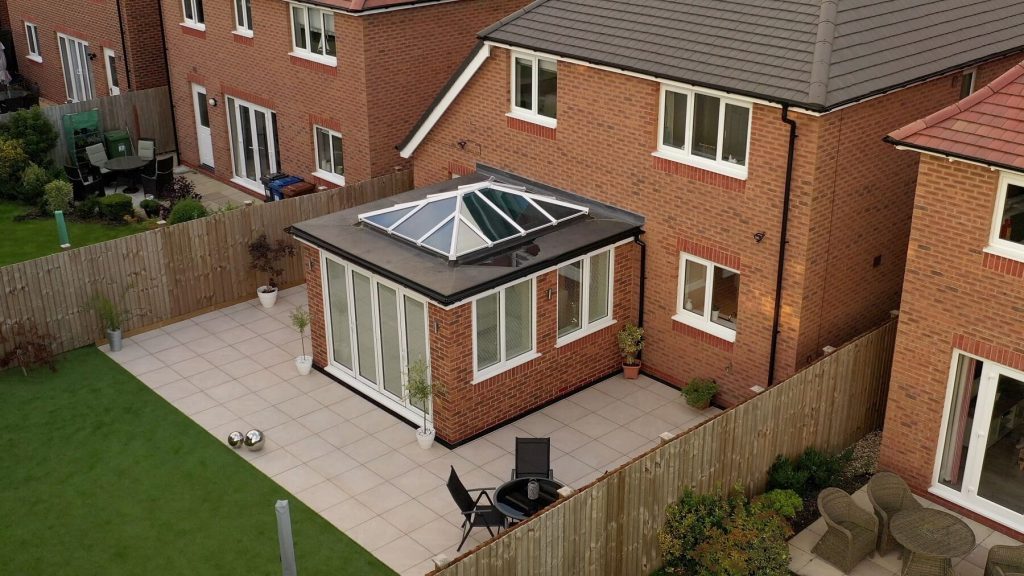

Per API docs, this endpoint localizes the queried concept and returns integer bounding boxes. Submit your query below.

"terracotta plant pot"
[623,363,641,379]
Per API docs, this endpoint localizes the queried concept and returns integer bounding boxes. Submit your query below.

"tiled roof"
[887,62,1024,171]
[481,0,1024,110]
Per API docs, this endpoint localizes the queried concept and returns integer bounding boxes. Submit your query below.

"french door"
[226,96,279,194]
[58,34,94,102]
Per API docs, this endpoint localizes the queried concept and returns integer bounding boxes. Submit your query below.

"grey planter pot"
[107,328,123,352]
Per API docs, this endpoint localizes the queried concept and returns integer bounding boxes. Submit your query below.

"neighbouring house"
[879,63,1024,538]
[5,0,168,103]
[159,0,526,198]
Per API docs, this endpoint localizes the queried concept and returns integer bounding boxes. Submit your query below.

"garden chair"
[64,164,103,200]
[141,156,174,198]
[813,487,878,572]
[867,471,922,554]
[988,545,1024,576]
[446,466,505,551]
[137,138,156,174]
[84,143,114,186]
[511,437,553,480]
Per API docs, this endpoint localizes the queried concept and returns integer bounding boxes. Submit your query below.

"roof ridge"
[479,0,553,39]
[807,0,838,106]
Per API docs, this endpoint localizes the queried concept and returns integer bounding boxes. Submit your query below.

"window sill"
[232,29,254,38]
[289,51,337,68]
[26,54,42,64]
[555,317,617,348]
[983,244,1024,264]
[313,169,345,187]
[230,177,266,196]
[473,351,541,384]
[652,149,748,181]
[180,21,206,32]
[671,312,736,343]
[506,110,556,129]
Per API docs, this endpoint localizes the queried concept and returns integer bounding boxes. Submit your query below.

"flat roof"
[289,167,644,305]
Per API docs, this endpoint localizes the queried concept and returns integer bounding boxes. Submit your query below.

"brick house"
[159,0,525,197]
[880,63,1024,537]
[5,0,167,103]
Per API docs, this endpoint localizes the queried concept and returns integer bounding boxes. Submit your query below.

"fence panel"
[432,319,898,576]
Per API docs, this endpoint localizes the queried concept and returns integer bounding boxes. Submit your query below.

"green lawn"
[0,347,395,575]
[0,201,152,267]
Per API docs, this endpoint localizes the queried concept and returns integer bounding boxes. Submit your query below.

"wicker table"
[891,508,976,576]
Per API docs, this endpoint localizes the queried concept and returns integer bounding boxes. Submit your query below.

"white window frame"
[181,0,205,30]
[985,171,1024,262]
[233,0,254,37]
[103,48,120,96]
[24,22,41,62]
[960,68,977,100]
[225,96,280,194]
[555,247,616,347]
[654,84,753,180]
[508,52,557,129]
[312,125,345,186]
[673,252,739,342]
[471,278,539,383]
[289,3,337,67]
[57,33,94,103]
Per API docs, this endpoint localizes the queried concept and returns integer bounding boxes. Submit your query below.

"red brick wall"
[302,244,329,368]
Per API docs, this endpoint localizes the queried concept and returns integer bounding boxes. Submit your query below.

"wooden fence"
[0,170,412,356]
[432,319,898,576]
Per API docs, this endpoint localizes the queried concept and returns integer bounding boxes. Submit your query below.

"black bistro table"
[104,155,150,194]
[493,477,565,522]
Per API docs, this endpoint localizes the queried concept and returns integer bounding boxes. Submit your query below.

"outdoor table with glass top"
[493,477,565,522]
[890,508,976,576]
[104,155,150,193]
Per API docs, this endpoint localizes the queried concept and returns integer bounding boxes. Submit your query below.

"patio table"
[105,155,149,194]
[890,508,975,576]
[493,477,565,522]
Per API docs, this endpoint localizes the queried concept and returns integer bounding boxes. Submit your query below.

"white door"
[226,96,279,194]
[103,48,120,96]
[191,84,214,168]
[57,34,93,102]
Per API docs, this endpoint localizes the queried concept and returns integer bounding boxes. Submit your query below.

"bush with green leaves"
[751,489,803,519]
[682,377,718,409]
[139,198,162,219]
[168,198,208,224]
[43,180,73,214]
[98,193,135,223]
[0,107,59,166]
[20,162,53,207]
[74,196,101,219]
[0,137,29,201]
[767,447,853,496]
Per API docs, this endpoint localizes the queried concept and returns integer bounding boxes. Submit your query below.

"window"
[657,85,752,179]
[988,172,1024,259]
[313,126,344,185]
[474,278,535,380]
[182,0,205,28]
[960,69,976,100]
[234,0,253,35]
[674,253,739,341]
[226,96,280,194]
[24,23,40,62]
[557,248,614,343]
[510,53,557,125]
[103,48,120,96]
[58,34,93,103]
[290,4,336,64]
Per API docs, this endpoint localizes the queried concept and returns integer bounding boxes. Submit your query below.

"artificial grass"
[0,347,395,575]
[0,201,152,267]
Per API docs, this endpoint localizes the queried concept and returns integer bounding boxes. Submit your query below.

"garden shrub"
[168,198,207,224]
[139,198,163,219]
[166,175,201,207]
[0,107,59,166]
[767,447,853,496]
[0,321,56,376]
[75,196,101,219]
[20,162,53,207]
[751,489,803,519]
[682,377,718,409]
[767,455,811,494]
[43,180,73,214]
[98,193,135,223]
[0,137,29,200]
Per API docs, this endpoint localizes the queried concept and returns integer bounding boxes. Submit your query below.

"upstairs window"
[989,172,1024,260]
[234,0,253,35]
[657,85,751,179]
[24,22,40,62]
[182,0,205,28]
[511,53,557,125]
[675,253,740,342]
[313,126,344,185]
[291,4,336,65]
[960,69,976,100]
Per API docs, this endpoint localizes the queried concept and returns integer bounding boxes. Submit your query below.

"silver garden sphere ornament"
[227,431,245,449]
[244,429,265,451]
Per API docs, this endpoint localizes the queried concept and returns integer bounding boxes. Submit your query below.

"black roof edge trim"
[297,0,452,14]
[884,136,1024,176]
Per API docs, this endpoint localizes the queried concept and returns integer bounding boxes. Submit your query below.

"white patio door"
[191,84,215,168]
[58,34,94,102]
[226,96,278,194]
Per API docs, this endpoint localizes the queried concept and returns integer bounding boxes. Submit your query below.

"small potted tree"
[617,323,644,379]
[682,377,718,410]
[290,306,313,376]
[248,233,296,308]
[405,358,444,449]
[91,293,123,352]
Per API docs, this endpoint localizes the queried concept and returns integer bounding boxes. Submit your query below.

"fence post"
[275,500,297,576]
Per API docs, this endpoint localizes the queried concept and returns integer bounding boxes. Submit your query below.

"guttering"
[634,235,647,360]
[155,0,180,154]
[885,136,1024,176]
[286,0,459,16]
[115,0,132,90]
[767,105,798,387]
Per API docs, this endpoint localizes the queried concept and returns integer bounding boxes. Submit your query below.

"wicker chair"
[867,471,923,554]
[813,487,879,572]
[988,545,1024,576]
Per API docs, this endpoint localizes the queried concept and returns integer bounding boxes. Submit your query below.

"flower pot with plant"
[248,233,296,308]
[617,323,644,379]
[711,304,720,322]
[290,305,313,376]
[91,293,123,352]
[404,358,444,449]
[682,377,718,410]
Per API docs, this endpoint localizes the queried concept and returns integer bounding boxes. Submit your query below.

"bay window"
[657,85,752,178]
[510,53,557,125]
[674,253,739,341]
[557,248,614,343]
[474,278,535,380]
[291,4,336,64]
[988,172,1024,260]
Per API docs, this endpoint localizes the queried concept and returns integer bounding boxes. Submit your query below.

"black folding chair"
[446,466,504,551]
[511,437,553,480]
[142,155,174,198]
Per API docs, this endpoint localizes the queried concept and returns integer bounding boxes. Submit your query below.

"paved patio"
[789,487,1023,575]
[103,286,720,575]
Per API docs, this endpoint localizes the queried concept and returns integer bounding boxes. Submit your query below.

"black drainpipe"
[114,0,132,90]
[634,235,647,358]
[766,105,798,387]
[154,0,180,155]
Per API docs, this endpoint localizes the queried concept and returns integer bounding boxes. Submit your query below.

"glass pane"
[352,271,377,384]
[480,188,549,230]
[239,105,255,179]
[326,260,352,369]
[331,134,343,175]
[504,280,532,359]
[722,104,749,166]
[404,297,429,413]
[364,206,414,229]
[228,98,240,174]
[998,183,1024,245]
[108,54,119,88]
[533,199,582,221]
[976,372,1024,514]
[244,0,253,30]
[557,261,582,337]
[692,93,720,160]
[316,128,332,172]
[393,197,457,241]
[421,217,454,254]
[462,192,519,241]
[455,220,487,255]
[254,110,270,179]
[271,113,280,171]
[235,0,244,27]
[537,59,557,118]
[710,266,739,329]
[514,57,532,110]
[195,0,204,23]
[292,6,307,50]
[196,91,209,128]
[59,38,73,101]
[663,91,687,149]
[309,9,324,55]
[475,293,500,371]
[682,259,707,317]
[939,356,982,490]
[323,13,336,57]
[183,0,194,21]
[587,251,611,323]
[378,284,402,398]
[960,71,975,99]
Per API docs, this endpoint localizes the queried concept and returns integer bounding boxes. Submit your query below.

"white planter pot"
[106,328,123,352]
[257,286,278,308]
[416,427,436,450]
[295,355,313,376]
[711,310,720,322]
